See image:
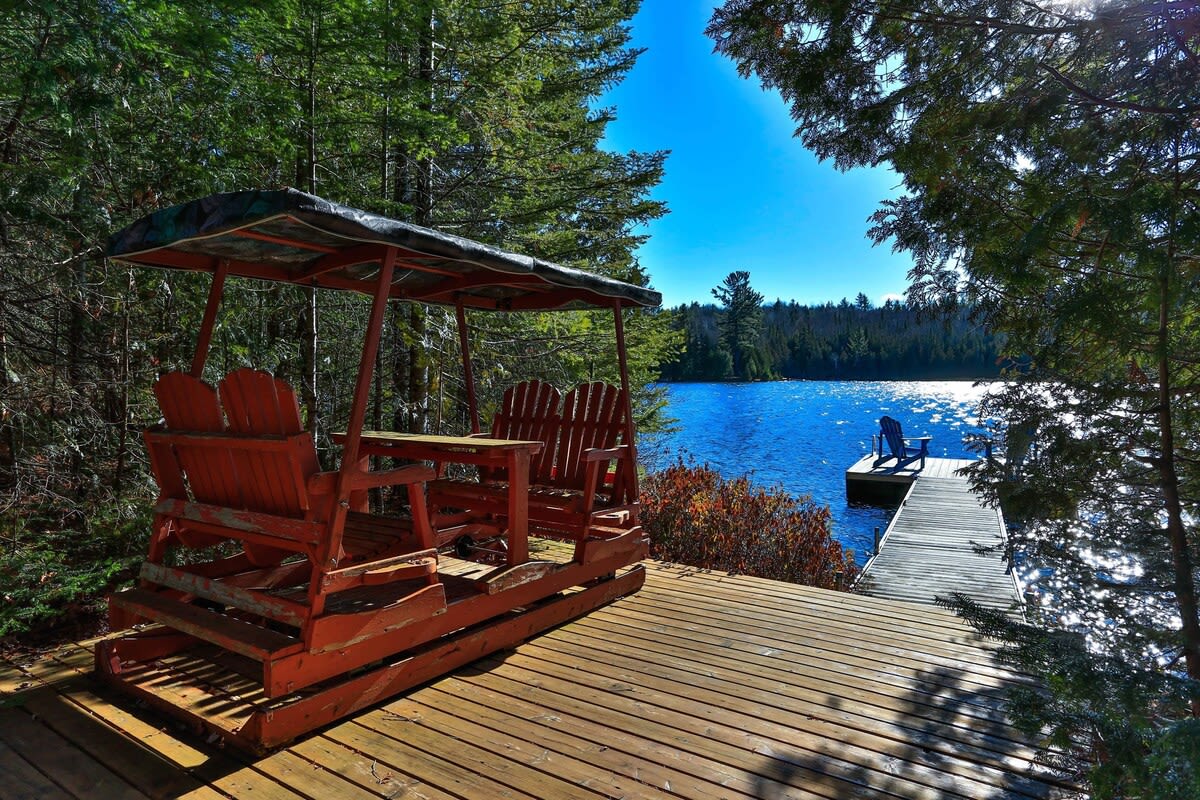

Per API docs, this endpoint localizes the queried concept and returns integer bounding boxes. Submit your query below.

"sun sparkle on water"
[645,380,994,564]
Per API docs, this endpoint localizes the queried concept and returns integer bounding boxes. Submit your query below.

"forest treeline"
[661,297,1002,381]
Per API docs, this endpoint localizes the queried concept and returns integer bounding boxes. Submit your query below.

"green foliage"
[1144,720,1200,800]
[945,595,1200,799]
[709,0,1200,791]
[640,461,857,590]
[0,502,150,638]
[0,0,671,636]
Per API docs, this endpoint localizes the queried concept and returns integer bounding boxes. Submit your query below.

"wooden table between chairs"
[346,431,543,565]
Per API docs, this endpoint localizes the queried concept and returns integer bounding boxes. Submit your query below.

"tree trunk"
[297,2,321,432]
[407,5,436,435]
[0,287,14,489]
[1160,146,1200,714]
[390,303,408,432]
[112,269,133,493]
[66,237,87,492]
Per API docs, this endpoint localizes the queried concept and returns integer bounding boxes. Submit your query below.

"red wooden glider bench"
[100,370,645,750]
[98,189,652,751]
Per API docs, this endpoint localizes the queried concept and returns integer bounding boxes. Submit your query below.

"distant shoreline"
[656,375,998,384]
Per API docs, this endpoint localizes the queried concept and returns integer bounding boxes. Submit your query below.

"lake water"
[641,381,992,564]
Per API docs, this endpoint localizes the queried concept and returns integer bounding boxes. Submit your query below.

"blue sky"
[600,1,913,308]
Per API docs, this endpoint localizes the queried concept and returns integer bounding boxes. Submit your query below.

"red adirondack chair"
[115,368,442,653]
[477,379,561,483]
[530,382,638,541]
[427,380,561,553]
[430,382,637,555]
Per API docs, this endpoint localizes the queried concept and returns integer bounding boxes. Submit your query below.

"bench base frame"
[96,565,645,753]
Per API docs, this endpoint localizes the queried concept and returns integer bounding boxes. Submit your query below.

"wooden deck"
[0,559,1069,799]
[853,458,1023,612]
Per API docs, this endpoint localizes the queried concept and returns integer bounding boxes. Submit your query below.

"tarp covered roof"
[106,189,661,310]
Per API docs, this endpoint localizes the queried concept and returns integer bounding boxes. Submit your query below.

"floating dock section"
[848,456,1024,612]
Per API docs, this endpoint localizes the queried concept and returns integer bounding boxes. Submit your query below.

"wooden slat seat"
[341,510,425,561]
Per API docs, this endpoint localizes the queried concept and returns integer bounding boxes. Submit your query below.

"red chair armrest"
[353,464,436,490]
[307,471,337,495]
[307,464,435,494]
[583,445,628,462]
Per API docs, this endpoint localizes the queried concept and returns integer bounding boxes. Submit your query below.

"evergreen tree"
[711,270,764,380]
[709,0,1200,793]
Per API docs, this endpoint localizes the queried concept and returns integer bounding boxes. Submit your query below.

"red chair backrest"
[553,382,625,491]
[151,369,319,519]
[219,368,319,516]
[488,380,561,483]
[153,372,242,508]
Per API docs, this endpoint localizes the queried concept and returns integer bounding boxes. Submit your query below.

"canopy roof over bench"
[106,187,655,460]
[106,188,661,311]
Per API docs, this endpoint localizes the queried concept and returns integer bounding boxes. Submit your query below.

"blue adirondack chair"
[874,416,931,471]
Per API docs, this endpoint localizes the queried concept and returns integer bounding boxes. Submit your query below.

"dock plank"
[855,464,1023,611]
[0,707,149,800]
[287,734,461,800]
[17,688,210,800]
[525,633,1044,793]
[0,737,74,800]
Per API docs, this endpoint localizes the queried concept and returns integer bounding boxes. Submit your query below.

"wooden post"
[190,259,229,378]
[307,249,396,623]
[339,249,396,482]
[874,527,881,555]
[455,300,479,434]
[612,301,638,504]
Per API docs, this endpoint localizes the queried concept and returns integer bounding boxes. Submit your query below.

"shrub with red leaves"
[639,462,858,590]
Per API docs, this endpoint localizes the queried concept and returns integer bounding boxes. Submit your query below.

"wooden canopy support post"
[190,259,230,378]
[339,248,396,469]
[455,299,480,434]
[306,249,397,622]
[612,301,639,503]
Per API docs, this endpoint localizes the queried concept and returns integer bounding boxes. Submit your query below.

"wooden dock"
[849,456,1023,612]
[0,558,1069,799]
[845,454,975,503]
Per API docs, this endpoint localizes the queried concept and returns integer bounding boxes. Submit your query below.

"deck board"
[0,560,1069,799]
[0,736,76,800]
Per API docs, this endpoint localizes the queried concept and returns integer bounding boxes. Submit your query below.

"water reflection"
[643,381,990,565]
